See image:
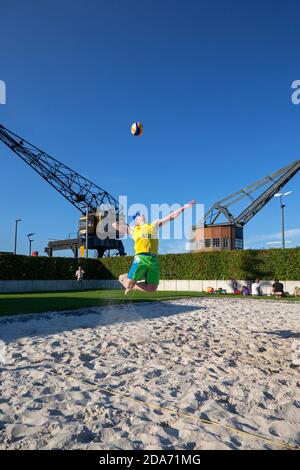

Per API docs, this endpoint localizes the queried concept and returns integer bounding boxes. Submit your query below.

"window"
[235,238,243,250]
[205,238,211,248]
[213,238,220,247]
[223,237,229,248]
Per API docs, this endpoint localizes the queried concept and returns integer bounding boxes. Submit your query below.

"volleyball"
[131,122,143,136]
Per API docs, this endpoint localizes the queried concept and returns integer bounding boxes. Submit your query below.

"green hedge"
[1,248,300,281]
[0,255,113,281]
[101,248,300,280]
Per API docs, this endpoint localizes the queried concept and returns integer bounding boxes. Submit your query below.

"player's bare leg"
[131,282,158,293]
[124,278,136,295]
[118,274,136,294]
[119,277,157,294]
[118,273,129,289]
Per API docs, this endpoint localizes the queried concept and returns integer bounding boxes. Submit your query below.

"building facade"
[191,224,244,251]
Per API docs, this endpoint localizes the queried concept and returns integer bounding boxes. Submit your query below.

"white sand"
[0,297,299,450]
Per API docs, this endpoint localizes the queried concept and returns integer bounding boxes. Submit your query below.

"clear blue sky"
[1,0,300,256]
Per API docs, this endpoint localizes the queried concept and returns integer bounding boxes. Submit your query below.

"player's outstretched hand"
[184,200,196,210]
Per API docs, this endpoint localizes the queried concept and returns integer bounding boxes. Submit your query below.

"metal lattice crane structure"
[0,123,120,214]
[0,123,125,257]
[192,160,300,252]
[204,160,300,226]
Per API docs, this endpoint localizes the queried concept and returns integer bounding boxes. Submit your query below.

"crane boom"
[0,123,120,215]
[234,160,300,225]
[204,159,300,226]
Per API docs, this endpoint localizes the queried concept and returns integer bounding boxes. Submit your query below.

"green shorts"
[128,253,160,285]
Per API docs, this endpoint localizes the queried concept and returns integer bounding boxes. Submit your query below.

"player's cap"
[131,211,141,222]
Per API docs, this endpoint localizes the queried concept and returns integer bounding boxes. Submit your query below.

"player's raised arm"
[112,221,133,236]
[152,200,196,227]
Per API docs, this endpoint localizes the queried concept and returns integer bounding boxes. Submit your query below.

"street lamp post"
[27,233,35,256]
[14,219,21,255]
[274,191,292,249]
[85,204,89,259]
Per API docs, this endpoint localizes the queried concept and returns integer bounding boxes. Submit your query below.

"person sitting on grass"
[251,279,262,296]
[242,285,250,296]
[112,201,195,294]
[231,279,238,292]
[272,279,284,298]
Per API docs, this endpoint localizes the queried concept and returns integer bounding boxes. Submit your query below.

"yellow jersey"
[132,223,158,255]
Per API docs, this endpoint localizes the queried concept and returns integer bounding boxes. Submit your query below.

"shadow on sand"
[264,329,300,339]
[0,300,206,343]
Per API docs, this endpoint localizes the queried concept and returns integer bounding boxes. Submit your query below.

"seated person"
[231,279,238,292]
[272,279,284,297]
[251,279,261,296]
[242,285,250,296]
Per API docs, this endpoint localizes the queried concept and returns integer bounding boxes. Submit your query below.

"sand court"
[0,297,299,450]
